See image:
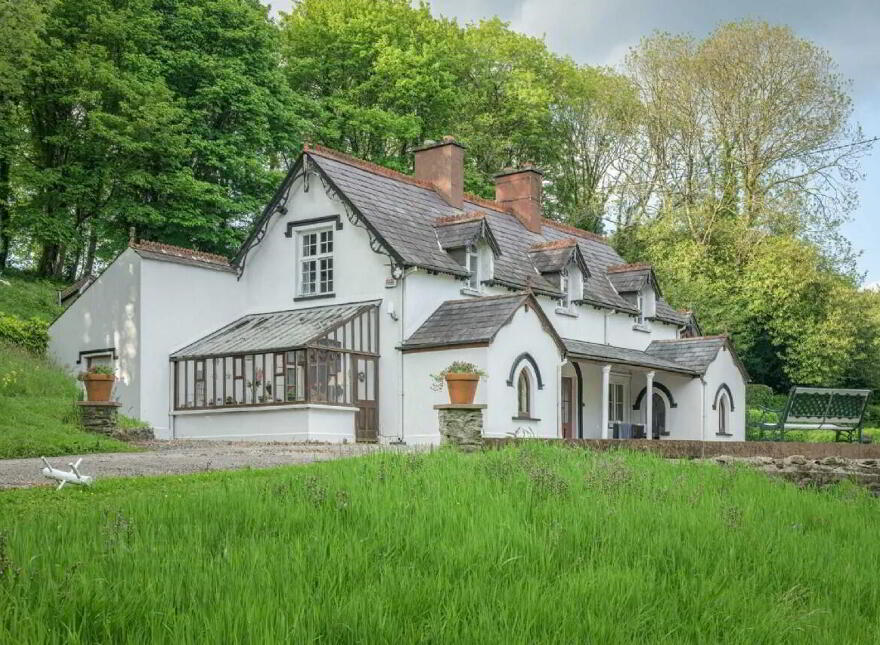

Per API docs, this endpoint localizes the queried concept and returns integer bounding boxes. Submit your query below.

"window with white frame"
[636,292,644,324]
[559,269,570,309]
[466,246,480,290]
[299,228,334,296]
[608,381,625,424]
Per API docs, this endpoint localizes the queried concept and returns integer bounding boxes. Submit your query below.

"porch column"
[645,371,655,440]
[600,364,611,439]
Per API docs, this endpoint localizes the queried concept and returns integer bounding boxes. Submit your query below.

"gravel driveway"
[0,440,395,488]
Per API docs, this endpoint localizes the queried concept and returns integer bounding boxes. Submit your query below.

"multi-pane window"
[608,382,625,424]
[300,229,334,295]
[467,248,480,290]
[559,270,570,309]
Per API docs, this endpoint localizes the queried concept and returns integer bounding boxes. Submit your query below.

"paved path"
[0,440,393,488]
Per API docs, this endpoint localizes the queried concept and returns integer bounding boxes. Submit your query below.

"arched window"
[718,392,730,435]
[517,369,531,418]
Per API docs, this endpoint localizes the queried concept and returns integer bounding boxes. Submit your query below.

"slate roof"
[303,146,637,308]
[652,300,691,326]
[645,336,730,374]
[171,300,380,359]
[433,215,501,256]
[401,294,528,350]
[528,240,579,274]
[607,268,650,293]
[131,241,235,273]
[562,338,700,375]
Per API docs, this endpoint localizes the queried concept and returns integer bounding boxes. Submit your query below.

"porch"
[560,339,702,441]
[167,300,381,443]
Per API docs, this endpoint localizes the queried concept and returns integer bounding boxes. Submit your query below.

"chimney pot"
[414,137,465,208]
[494,166,543,233]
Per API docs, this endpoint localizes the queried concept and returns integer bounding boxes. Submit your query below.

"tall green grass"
[1,444,877,643]
[0,269,65,322]
[0,343,134,458]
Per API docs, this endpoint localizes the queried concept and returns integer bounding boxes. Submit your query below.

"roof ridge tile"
[305,143,437,192]
[130,240,230,266]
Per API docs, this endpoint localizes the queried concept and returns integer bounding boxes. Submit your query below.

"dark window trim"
[293,293,336,302]
[512,415,541,421]
[506,352,545,389]
[711,383,735,411]
[632,382,678,410]
[76,347,117,364]
[284,215,343,237]
[715,432,733,437]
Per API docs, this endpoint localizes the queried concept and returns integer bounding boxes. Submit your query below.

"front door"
[353,355,378,442]
[652,392,666,438]
[561,376,574,439]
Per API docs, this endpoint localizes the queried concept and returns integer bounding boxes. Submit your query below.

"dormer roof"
[606,263,661,297]
[528,238,589,278]
[433,213,501,256]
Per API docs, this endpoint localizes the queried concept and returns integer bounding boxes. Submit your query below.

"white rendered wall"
[139,259,242,438]
[240,171,403,442]
[48,248,142,419]
[702,346,747,441]
[401,346,488,444]
[172,404,357,442]
[486,304,564,439]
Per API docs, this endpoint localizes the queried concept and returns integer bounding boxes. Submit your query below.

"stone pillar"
[601,365,611,439]
[77,401,121,436]
[434,404,486,451]
[645,371,655,440]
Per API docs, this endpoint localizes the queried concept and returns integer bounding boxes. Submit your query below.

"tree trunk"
[0,155,10,270]
[37,243,57,276]
[83,225,98,277]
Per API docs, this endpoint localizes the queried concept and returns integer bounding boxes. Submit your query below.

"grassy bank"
[1,444,877,643]
[0,269,65,322]
[0,343,134,458]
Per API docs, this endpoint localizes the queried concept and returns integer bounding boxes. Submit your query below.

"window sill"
[555,307,578,318]
[715,432,734,437]
[459,287,483,297]
[512,415,541,422]
[294,292,335,302]
[632,323,652,333]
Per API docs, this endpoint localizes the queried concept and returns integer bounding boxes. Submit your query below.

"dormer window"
[298,227,334,297]
[559,269,571,309]
[467,246,480,291]
[636,292,644,325]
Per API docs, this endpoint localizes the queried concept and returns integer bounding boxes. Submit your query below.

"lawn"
[0,342,135,458]
[1,444,877,643]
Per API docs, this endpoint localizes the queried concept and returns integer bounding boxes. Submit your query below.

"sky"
[265,0,880,287]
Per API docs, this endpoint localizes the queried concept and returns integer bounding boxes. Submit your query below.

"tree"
[0,0,51,270]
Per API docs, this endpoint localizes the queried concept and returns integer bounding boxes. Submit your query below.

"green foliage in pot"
[78,365,115,380]
[430,361,487,391]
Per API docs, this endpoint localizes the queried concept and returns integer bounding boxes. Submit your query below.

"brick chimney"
[414,136,465,209]
[494,165,543,233]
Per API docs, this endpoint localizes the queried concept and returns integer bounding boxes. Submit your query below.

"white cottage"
[49,139,748,444]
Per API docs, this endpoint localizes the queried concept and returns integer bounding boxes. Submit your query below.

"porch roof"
[170,300,380,359]
[562,338,700,375]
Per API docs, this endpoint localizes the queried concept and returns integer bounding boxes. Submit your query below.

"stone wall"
[483,438,880,459]
[710,455,880,495]
[76,401,154,442]
[435,404,485,451]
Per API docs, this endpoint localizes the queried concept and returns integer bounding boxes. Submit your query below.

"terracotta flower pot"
[445,372,479,405]
[83,373,115,402]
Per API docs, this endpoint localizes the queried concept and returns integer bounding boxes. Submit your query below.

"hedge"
[0,314,49,354]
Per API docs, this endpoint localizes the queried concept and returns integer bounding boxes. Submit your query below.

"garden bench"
[755,386,871,443]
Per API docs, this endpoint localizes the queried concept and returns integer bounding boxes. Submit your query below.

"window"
[517,369,531,417]
[718,393,730,435]
[559,270,570,309]
[636,292,644,325]
[608,382,625,424]
[466,246,480,290]
[299,228,334,296]
[85,353,113,371]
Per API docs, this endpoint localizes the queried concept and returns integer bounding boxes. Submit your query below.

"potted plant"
[431,361,487,405]
[78,365,115,402]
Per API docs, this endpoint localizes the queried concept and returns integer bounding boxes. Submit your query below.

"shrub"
[864,404,880,428]
[430,361,487,390]
[0,314,49,354]
[745,383,773,407]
